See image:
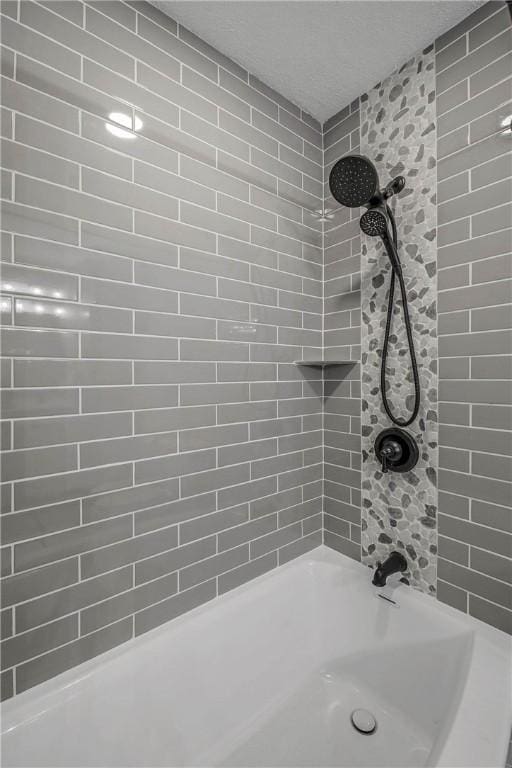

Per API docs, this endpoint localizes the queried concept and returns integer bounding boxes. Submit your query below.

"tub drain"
[350,709,377,734]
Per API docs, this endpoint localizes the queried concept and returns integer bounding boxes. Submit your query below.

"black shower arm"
[383,175,406,200]
[366,177,406,209]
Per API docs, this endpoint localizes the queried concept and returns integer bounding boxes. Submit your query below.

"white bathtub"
[1,546,511,767]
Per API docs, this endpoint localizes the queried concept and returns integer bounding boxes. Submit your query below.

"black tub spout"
[372,551,407,587]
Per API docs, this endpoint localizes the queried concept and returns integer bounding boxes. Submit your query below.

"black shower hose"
[380,207,421,427]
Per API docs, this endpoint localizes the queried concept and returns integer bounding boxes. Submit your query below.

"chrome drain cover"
[351,709,377,734]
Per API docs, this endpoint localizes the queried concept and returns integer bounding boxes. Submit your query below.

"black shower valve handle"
[378,439,401,473]
[375,428,419,474]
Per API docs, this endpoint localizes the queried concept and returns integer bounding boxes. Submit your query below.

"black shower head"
[329,155,380,208]
[360,207,388,237]
[361,206,402,275]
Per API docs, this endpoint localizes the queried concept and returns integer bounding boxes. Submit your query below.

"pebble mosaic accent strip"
[359,47,438,593]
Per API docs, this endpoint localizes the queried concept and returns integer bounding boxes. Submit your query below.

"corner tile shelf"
[293,360,357,368]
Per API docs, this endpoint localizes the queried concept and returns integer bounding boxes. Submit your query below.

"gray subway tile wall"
[435,1,511,634]
[0,0,323,699]
[320,1,511,632]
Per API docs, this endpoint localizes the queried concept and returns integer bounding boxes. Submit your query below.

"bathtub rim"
[1,544,511,767]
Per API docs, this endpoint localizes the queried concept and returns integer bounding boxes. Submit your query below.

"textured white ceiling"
[152,1,485,123]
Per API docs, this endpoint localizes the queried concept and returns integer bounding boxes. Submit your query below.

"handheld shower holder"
[382,175,406,200]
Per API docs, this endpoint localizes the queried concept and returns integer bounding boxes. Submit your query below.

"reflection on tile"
[15,113,131,181]
[0,296,12,324]
[14,298,131,333]
[81,112,179,175]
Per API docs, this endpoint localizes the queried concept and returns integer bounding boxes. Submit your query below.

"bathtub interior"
[217,643,469,768]
[1,548,479,768]
[206,562,474,768]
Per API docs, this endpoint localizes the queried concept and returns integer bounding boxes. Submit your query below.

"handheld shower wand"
[359,206,402,275]
[328,155,420,427]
